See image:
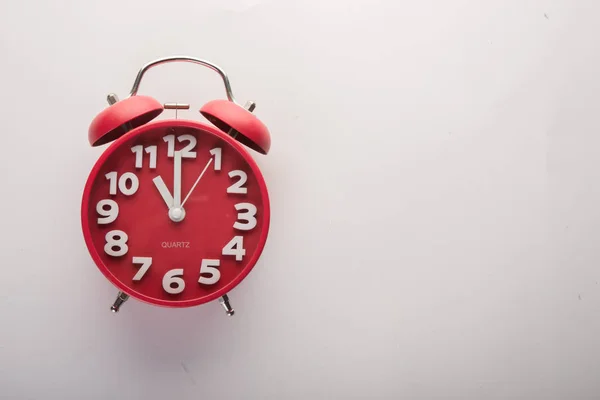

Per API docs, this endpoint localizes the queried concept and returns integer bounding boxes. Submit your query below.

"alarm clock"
[81,56,271,315]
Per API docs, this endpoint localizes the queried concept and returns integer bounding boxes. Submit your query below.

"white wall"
[1,0,599,399]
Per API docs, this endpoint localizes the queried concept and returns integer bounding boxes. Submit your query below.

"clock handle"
[128,56,238,104]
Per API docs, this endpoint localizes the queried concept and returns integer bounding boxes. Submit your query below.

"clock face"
[81,119,270,307]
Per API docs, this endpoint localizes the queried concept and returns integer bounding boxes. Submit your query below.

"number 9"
[97,199,119,224]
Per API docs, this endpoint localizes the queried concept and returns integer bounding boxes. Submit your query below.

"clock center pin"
[169,207,186,222]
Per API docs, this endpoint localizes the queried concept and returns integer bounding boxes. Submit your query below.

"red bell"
[88,95,163,146]
[200,99,271,155]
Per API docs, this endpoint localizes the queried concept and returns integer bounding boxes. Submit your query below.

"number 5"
[199,259,221,285]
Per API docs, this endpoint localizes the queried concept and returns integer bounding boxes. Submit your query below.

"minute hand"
[173,150,182,208]
[182,157,214,207]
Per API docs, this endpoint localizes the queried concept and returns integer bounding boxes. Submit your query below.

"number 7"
[132,257,152,281]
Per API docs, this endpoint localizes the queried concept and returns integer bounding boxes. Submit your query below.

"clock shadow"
[113,297,245,367]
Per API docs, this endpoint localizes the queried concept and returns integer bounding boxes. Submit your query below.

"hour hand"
[152,176,174,209]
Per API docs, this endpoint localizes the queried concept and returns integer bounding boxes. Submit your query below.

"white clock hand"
[173,150,182,208]
[182,157,214,207]
[152,176,174,209]
[152,153,185,223]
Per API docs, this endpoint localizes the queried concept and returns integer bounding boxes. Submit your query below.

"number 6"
[162,269,185,294]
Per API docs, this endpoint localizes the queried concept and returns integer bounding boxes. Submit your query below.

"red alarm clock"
[81,56,271,315]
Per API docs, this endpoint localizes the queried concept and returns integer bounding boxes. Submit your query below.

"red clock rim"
[80,118,271,308]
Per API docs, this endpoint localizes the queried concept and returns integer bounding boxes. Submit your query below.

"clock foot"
[110,291,129,313]
[219,294,235,316]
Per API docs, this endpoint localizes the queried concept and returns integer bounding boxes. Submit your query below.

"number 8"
[104,230,129,257]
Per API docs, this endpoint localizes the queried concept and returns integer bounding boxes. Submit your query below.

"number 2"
[227,170,247,194]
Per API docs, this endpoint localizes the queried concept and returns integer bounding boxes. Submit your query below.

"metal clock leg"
[110,291,129,313]
[219,294,235,316]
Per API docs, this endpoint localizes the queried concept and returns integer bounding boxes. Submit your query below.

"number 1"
[210,147,222,171]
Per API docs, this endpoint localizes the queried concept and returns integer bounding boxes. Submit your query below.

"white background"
[1,0,599,399]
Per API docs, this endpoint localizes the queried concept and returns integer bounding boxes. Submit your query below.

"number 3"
[234,203,257,230]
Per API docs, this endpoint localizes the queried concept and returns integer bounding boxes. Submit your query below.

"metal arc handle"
[128,56,237,103]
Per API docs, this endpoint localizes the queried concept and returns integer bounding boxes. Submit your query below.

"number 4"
[222,236,246,261]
